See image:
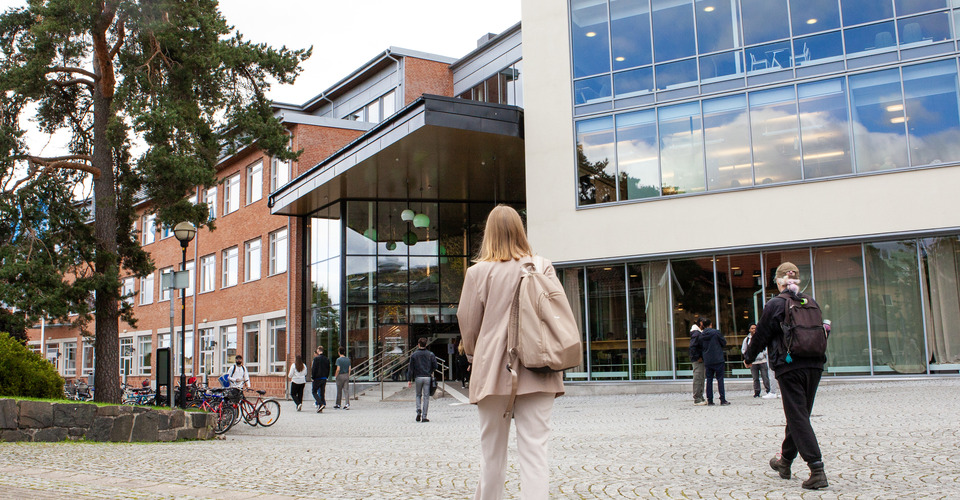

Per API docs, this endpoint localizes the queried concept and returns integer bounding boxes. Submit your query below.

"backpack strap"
[778,292,796,352]
[504,257,537,419]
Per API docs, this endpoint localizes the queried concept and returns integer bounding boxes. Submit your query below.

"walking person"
[455,341,470,388]
[408,337,438,422]
[689,317,707,405]
[741,324,773,398]
[744,262,829,490]
[226,355,251,390]
[334,346,350,409]
[311,346,330,413]
[700,319,729,406]
[288,355,307,411]
[457,205,565,500]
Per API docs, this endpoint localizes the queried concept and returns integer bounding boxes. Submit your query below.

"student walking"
[334,347,351,409]
[288,355,307,411]
[311,346,330,412]
[407,337,438,422]
[700,319,729,406]
[458,205,565,500]
[741,324,773,398]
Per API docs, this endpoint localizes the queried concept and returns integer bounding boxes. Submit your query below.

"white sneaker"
[762,392,777,399]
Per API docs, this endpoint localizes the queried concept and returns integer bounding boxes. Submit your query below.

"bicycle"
[229,388,281,427]
[197,388,236,435]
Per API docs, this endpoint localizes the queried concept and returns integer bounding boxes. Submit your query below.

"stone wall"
[0,398,216,442]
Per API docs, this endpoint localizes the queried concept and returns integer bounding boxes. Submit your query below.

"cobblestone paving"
[2,379,959,499]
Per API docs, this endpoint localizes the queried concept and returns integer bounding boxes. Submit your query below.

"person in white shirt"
[227,355,251,390]
[742,324,775,398]
[288,355,308,411]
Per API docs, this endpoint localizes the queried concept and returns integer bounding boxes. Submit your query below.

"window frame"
[223,173,240,215]
[246,160,263,205]
[267,317,287,374]
[139,272,155,305]
[244,238,262,282]
[269,228,288,275]
[199,254,216,293]
[222,246,239,288]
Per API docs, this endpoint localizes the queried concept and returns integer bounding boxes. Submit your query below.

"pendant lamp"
[402,230,418,246]
[401,209,415,221]
[412,213,430,228]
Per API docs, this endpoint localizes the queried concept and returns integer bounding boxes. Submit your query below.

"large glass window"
[557,267,588,378]
[902,59,960,166]
[575,75,612,105]
[268,318,287,374]
[655,58,699,89]
[672,257,716,377]
[652,0,696,62]
[658,102,705,195]
[741,0,790,45]
[750,86,802,184]
[613,67,654,98]
[347,256,378,304]
[628,261,673,379]
[138,335,152,375]
[244,321,260,373]
[572,0,611,78]
[793,31,844,66]
[798,78,854,179]
[791,0,841,36]
[866,240,926,374]
[610,0,652,70]
[715,253,763,374]
[840,0,894,26]
[695,0,741,53]
[849,68,908,172]
[703,95,752,190]
[615,109,660,200]
[920,236,960,372]
[844,21,897,55]
[746,41,792,73]
[897,12,952,45]
[895,0,948,16]
[577,116,617,205]
[587,265,629,380]
[811,245,870,375]
[699,50,745,81]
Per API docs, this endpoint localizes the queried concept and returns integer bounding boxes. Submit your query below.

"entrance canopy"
[268,95,525,216]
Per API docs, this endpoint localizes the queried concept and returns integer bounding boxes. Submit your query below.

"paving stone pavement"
[2,378,959,499]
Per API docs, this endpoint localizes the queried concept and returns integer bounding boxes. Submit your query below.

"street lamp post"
[173,221,197,408]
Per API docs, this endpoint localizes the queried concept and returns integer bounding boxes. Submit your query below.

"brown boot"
[769,454,792,479]
[802,461,828,490]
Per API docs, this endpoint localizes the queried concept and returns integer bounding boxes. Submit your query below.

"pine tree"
[0,0,310,402]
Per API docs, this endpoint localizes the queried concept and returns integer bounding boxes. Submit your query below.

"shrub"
[0,331,64,398]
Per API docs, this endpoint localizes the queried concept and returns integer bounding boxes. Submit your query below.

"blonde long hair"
[476,205,533,262]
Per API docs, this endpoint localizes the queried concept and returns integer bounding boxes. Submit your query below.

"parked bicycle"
[197,388,236,435]
[121,381,156,406]
[228,388,280,427]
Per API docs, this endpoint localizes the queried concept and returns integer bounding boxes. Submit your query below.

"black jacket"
[745,290,826,376]
[311,354,330,380]
[699,328,727,366]
[408,348,438,380]
[688,327,703,362]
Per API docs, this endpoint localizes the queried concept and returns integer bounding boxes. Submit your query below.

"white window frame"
[220,325,238,370]
[222,246,238,288]
[63,341,77,376]
[122,278,135,306]
[223,173,240,215]
[270,156,291,192]
[142,214,156,245]
[199,327,216,375]
[159,267,174,301]
[160,224,173,239]
[140,272,155,305]
[181,329,194,376]
[269,228,288,275]
[183,260,195,297]
[120,337,134,377]
[243,321,260,374]
[203,186,218,220]
[246,160,263,204]
[138,335,152,375]
[267,317,287,374]
[81,340,95,376]
[244,238,261,282]
[200,254,216,293]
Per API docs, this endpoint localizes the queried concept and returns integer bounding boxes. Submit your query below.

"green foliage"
[0,332,64,399]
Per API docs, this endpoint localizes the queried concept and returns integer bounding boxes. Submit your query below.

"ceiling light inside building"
[886,104,904,112]
[586,31,597,37]
[615,56,625,62]
[807,18,817,24]
[704,6,715,12]
[890,116,907,124]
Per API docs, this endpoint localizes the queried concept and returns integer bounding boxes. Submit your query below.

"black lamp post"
[173,221,196,408]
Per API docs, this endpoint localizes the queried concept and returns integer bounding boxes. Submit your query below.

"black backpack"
[778,292,828,362]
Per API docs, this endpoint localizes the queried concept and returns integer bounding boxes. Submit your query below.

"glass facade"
[558,236,960,380]
[307,200,513,378]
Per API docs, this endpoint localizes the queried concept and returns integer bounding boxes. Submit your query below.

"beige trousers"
[474,392,555,500]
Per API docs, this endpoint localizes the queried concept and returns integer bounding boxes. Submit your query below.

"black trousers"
[311,379,327,406]
[290,382,305,406]
[777,368,823,464]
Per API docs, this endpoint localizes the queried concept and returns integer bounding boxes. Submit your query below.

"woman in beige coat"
[458,205,564,500]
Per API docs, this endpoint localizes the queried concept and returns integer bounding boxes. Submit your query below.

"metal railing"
[347,340,449,401]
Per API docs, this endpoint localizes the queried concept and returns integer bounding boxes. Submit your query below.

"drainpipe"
[384,49,402,108]
[318,92,335,119]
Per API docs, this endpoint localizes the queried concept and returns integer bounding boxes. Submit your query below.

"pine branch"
[47,77,95,89]
[109,14,126,58]
[14,154,100,179]
[44,67,100,81]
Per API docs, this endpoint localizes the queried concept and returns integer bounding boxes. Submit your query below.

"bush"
[0,331,64,398]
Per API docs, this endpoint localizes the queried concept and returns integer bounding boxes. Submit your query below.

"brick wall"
[403,57,454,104]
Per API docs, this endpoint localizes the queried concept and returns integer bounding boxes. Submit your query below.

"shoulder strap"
[504,267,525,419]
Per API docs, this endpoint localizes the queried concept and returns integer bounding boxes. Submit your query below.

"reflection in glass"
[793,31,844,66]
[672,257,716,378]
[919,237,960,371]
[902,60,960,166]
[615,110,660,200]
[611,0,653,70]
[652,0,697,62]
[849,68,908,172]
[741,0,790,45]
[695,0,740,53]
[628,262,673,379]
[347,256,377,304]
[577,117,617,205]
[746,41,792,73]
[894,0,947,16]
[811,245,870,375]
[897,12,952,44]
[750,86,802,184]
[703,95,753,190]
[572,0,611,78]
[375,256,407,304]
[557,268,588,378]
[798,78,854,178]
[575,75,613,105]
[346,201,377,255]
[440,256,468,303]
[655,58,699,89]
[409,257,440,304]
[408,202,438,257]
[865,240,926,374]
[613,67,654,98]
[659,102,705,195]
[840,0,894,26]
[791,0,841,36]
[699,50,745,81]
[844,21,897,54]
[715,253,763,374]
[587,266,629,380]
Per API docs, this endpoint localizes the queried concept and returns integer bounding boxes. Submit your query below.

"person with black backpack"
[744,262,830,490]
